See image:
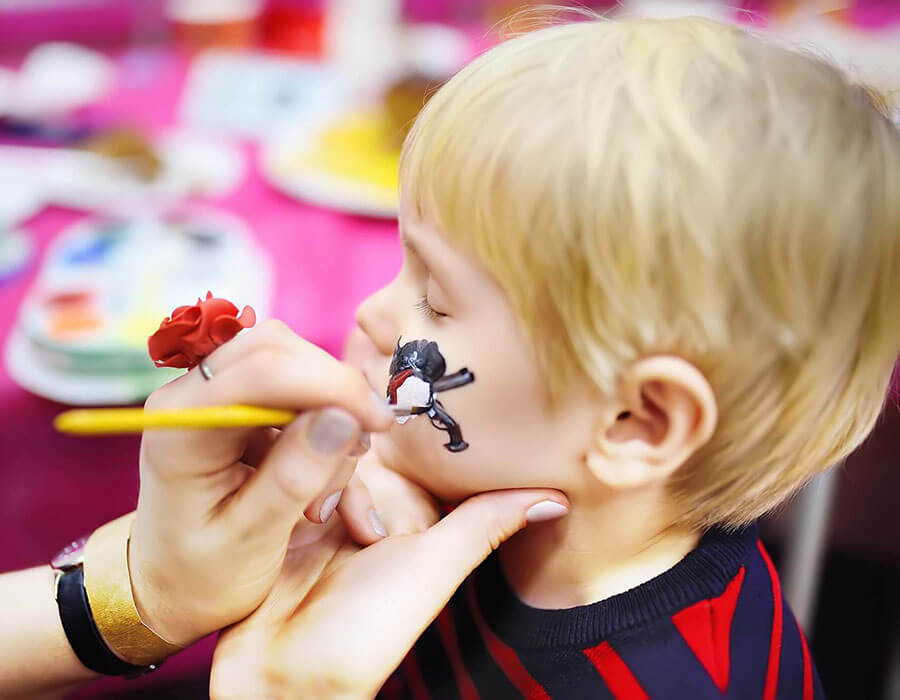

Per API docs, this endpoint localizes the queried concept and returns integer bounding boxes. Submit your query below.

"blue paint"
[62,223,126,265]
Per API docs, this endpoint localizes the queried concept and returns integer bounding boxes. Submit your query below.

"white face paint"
[394,375,431,423]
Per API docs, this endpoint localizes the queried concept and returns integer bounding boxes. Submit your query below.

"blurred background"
[0,1,898,697]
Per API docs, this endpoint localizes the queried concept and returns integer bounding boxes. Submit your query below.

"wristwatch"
[52,535,161,677]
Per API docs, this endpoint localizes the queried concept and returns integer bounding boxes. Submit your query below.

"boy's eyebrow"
[401,222,456,287]
[399,226,415,255]
[400,228,428,269]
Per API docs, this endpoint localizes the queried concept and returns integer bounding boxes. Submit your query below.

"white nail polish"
[368,508,387,537]
[319,490,343,523]
[525,501,569,523]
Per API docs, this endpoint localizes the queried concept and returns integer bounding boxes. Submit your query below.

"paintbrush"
[54,403,423,436]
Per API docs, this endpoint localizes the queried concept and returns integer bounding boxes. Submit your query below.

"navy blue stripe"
[776,602,804,700]
[450,584,521,698]
[726,543,772,700]
[609,619,723,699]
[377,669,413,700]
[415,613,461,699]
[517,647,615,700]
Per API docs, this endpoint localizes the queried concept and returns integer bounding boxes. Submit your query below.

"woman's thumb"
[422,489,569,582]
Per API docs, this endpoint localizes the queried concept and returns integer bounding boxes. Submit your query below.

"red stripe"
[582,641,649,700]
[436,608,481,700]
[758,541,784,700]
[670,566,745,692]
[465,582,551,699]
[798,621,814,700]
[402,647,432,700]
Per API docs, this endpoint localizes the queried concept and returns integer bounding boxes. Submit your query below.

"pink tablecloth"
[0,47,401,698]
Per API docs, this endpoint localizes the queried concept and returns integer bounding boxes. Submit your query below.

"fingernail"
[525,501,569,523]
[368,508,387,537]
[319,490,343,523]
[371,390,396,422]
[308,409,357,454]
[350,432,371,457]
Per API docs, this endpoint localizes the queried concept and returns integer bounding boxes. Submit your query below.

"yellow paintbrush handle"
[54,405,298,435]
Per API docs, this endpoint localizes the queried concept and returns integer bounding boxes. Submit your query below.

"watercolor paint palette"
[5,207,272,405]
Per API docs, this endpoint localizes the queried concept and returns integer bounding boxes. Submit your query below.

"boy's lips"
[361,366,426,420]
[360,367,412,418]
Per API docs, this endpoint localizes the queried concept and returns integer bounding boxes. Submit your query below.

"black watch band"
[56,566,155,677]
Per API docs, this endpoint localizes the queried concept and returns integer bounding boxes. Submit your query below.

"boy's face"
[354,210,601,502]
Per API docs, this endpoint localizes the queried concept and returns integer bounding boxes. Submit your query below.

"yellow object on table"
[302,110,401,192]
[264,107,401,216]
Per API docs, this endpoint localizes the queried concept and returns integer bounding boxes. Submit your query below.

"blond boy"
[349,15,900,699]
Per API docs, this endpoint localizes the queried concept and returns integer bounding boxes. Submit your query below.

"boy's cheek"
[372,423,473,499]
[374,418,519,502]
[372,337,539,496]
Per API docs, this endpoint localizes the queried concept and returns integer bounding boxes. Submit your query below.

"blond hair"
[399,16,900,529]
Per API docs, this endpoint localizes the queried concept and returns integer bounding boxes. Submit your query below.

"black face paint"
[387,339,475,452]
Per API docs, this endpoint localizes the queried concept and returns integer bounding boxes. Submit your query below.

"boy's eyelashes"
[415,295,447,320]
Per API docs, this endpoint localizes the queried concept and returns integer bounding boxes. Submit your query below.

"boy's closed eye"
[415,295,447,320]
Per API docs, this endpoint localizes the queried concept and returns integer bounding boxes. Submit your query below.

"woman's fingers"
[244,428,369,469]
[264,489,569,697]
[224,409,362,536]
[148,319,394,433]
[337,473,387,546]
[356,449,441,535]
[210,519,349,700]
[142,322,392,489]
[424,490,569,580]
[208,351,392,432]
[241,426,282,467]
[302,454,359,527]
[202,319,303,372]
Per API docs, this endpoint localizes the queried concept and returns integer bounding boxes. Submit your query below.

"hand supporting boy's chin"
[210,450,441,698]
[210,449,569,700]
[355,450,443,534]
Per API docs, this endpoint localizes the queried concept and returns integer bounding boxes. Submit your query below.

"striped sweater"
[379,524,824,699]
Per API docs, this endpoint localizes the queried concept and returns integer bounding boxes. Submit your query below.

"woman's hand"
[210,472,568,700]
[210,515,357,699]
[210,449,441,698]
[127,320,396,646]
[266,489,568,700]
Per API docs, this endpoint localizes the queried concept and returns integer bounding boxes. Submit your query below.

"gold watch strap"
[82,512,183,666]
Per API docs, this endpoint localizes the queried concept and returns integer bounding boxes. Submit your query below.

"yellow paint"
[280,110,400,199]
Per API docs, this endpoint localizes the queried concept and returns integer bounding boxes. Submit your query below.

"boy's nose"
[355,288,399,357]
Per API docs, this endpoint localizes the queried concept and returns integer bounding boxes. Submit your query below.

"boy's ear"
[586,356,717,490]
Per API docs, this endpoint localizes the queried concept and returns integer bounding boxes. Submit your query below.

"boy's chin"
[371,435,479,504]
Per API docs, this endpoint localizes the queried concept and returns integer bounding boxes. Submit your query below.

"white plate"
[5,328,179,406]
